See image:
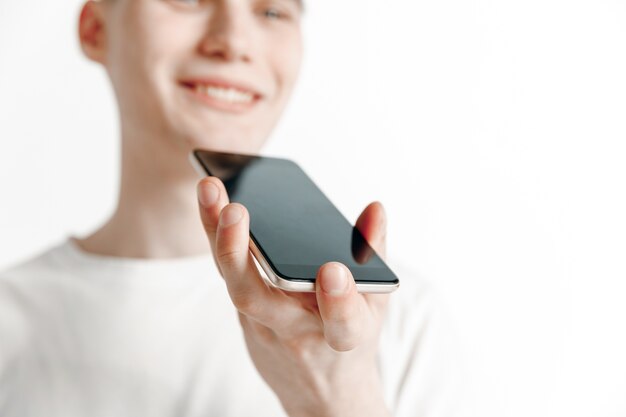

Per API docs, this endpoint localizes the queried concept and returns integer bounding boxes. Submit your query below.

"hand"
[197,177,392,417]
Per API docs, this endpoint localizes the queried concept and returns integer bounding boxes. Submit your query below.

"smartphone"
[190,149,399,294]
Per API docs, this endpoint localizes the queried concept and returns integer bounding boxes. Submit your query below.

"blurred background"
[1,1,625,416]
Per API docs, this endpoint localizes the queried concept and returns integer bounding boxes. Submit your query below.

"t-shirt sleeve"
[378,263,473,417]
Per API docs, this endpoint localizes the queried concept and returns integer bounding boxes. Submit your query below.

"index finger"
[197,176,230,263]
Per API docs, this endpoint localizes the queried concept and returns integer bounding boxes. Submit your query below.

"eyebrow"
[281,0,304,12]
[289,0,304,12]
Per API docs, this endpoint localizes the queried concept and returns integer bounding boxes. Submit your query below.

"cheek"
[111,2,198,100]
[271,34,303,94]
[131,15,185,86]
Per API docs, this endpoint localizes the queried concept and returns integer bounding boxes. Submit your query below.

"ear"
[78,1,108,64]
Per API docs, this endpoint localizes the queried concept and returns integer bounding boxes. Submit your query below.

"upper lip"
[178,76,264,99]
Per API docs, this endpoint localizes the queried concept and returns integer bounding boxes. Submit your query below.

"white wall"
[1,1,625,416]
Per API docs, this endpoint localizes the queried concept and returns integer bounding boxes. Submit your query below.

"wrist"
[283,365,391,417]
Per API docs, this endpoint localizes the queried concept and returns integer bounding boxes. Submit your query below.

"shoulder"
[0,240,65,291]
[0,238,83,320]
[0,240,66,281]
[0,241,70,363]
[0,240,71,304]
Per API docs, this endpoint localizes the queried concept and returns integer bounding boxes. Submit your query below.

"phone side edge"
[189,150,210,177]
[250,240,399,294]
[249,238,316,292]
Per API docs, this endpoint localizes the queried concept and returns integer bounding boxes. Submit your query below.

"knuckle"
[238,313,274,344]
[216,248,242,269]
[232,290,261,316]
[201,216,218,236]
[324,318,361,352]
[282,333,322,360]
[329,313,353,329]
[253,323,276,345]
[327,333,359,352]
[283,337,307,358]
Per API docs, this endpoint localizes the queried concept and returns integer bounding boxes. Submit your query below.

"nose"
[198,3,253,63]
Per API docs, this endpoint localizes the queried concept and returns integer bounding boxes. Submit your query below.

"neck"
[77,130,211,259]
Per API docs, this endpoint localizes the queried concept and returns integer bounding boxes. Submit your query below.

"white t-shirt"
[0,238,467,417]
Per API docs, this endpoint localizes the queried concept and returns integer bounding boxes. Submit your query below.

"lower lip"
[180,84,260,113]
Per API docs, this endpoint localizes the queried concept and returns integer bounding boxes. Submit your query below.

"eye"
[168,0,201,8]
[258,3,296,22]
[262,7,284,20]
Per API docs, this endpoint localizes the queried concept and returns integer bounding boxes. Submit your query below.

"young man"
[0,0,465,416]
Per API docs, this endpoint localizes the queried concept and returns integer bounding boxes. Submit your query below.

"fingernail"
[321,264,349,296]
[198,182,219,207]
[220,204,244,226]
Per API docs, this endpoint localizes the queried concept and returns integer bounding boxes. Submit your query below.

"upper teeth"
[195,84,254,104]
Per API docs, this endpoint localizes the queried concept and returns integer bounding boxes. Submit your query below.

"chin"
[180,131,267,155]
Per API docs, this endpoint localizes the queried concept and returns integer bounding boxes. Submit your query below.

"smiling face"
[80,0,303,158]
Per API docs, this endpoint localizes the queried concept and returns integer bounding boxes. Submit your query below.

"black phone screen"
[194,150,399,285]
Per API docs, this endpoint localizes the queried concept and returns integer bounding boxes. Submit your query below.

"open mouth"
[179,78,263,111]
